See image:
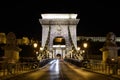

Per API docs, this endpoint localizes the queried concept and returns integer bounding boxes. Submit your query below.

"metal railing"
[64,59,120,76]
[89,62,120,75]
[0,58,53,80]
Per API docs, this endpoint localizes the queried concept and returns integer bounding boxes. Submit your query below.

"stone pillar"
[2,32,22,63]
[100,32,120,63]
[100,47,119,63]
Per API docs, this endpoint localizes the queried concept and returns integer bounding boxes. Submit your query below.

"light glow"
[40,47,43,51]
[49,59,59,72]
[55,38,63,42]
[33,43,38,48]
[41,14,77,19]
[53,45,66,48]
[83,43,88,48]
[77,47,80,51]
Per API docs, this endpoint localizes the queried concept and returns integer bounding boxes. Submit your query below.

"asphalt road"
[4,59,119,80]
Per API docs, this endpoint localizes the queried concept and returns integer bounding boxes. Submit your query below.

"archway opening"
[56,54,61,59]
[53,36,66,59]
[53,36,65,45]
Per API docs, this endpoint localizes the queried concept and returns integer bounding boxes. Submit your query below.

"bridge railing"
[64,58,120,76]
[89,62,120,75]
[0,58,53,79]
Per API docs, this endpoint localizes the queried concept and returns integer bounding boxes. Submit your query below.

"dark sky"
[0,0,120,40]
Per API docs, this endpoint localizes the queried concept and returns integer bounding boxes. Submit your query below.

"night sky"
[0,0,120,41]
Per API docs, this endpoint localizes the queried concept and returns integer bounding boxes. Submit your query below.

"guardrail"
[0,59,53,79]
[64,59,120,76]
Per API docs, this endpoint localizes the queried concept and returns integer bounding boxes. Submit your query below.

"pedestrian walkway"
[64,61,120,80]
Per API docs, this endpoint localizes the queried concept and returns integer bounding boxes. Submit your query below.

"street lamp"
[77,47,80,51]
[83,42,88,59]
[33,42,39,61]
[77,47,80,55]
[83,42,88,49]
[40,47,43,51]
[33,43,38,48]
[39,47,43,57]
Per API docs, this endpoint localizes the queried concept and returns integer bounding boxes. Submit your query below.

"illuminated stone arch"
[39,14,80,58]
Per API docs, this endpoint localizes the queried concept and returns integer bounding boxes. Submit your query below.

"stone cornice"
[39,19,80,25]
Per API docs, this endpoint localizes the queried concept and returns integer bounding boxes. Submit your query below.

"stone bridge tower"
[39,14,80,59]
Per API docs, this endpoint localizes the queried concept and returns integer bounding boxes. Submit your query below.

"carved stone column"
[100,32,120,63]
[2,32,22,63]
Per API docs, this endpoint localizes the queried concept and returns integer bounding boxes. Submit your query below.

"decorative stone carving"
[39,14,80,59]
[100,32,120,63]
[2,32,22,63]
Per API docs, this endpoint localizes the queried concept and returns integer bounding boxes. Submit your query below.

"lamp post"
[33,42,38,54]
[40,47,43,58]
[33,42,39,60]
[77,47,80,56]
[82,42,90,68]
[40,47,43,55]
[83,42,88,59]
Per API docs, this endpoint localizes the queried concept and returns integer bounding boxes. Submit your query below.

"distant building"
[77,36,120,42]
[1,32,120,45]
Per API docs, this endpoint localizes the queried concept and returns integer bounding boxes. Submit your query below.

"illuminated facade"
[39,13,79,59]
[77,36,120,42]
